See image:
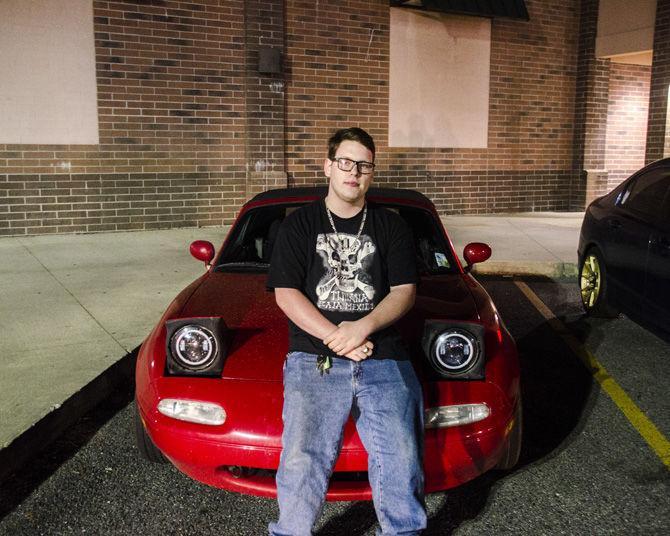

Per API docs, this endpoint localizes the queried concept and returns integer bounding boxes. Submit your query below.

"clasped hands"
[323,320,374,362]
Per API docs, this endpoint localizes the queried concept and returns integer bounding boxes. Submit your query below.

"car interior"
[215,203,456,275]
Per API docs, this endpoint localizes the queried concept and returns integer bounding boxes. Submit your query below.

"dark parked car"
[134,187,522,500]
[578,158,670,332]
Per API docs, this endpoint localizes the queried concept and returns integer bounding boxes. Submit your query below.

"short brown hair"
[327,127,375,161]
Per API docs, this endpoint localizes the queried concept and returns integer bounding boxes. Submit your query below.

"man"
[267,127,427,535]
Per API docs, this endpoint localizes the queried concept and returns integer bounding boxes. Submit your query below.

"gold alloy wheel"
[580,253,602,309]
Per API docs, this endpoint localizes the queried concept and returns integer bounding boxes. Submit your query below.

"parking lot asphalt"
[0,212,583,480]
[1,277,667,535]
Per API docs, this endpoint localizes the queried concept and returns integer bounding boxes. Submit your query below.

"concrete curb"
[473,261,579,280]
[0,349,138,484]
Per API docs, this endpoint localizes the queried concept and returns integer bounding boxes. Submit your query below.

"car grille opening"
[218,465,369,482]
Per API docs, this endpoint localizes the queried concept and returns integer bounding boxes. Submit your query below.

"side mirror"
[463,242,491,273]
[190,240,215,270]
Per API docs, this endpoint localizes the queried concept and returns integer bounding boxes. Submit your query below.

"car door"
[604,167,670,305]
[644,178,670,328]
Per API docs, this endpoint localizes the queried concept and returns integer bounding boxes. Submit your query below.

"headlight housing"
[422,321,485,379]
[165,317,227,377]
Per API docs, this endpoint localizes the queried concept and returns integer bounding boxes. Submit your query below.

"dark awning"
[390,0,530,21]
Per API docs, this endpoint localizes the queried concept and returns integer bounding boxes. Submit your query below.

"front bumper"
[138,377,515,501]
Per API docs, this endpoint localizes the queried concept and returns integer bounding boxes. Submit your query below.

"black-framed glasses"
[331,157,375,175]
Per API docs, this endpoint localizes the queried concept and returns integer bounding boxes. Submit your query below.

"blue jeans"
[268,352,427,536]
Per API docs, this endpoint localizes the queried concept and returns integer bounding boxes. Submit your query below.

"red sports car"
[134,187,522,500]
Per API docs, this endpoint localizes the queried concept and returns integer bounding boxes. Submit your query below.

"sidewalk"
[0,211,584,479]
[443,212,583,279]
[0,226,227,479]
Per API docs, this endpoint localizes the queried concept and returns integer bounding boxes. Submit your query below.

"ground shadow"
[485,276,600,467]
[514,318,596,467]
[317,502,378,535]
[0,349,137,520]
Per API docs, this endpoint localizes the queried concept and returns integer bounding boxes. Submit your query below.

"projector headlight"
[432,329,479,372]
[170,325,217,369]
[422,321,486,380]
[164,317,227,377]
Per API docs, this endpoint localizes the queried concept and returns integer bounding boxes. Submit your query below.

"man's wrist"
[320,322,338,340]
[356,316,376,338]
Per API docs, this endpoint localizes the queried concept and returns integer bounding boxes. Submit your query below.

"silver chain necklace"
[325,201,367,279]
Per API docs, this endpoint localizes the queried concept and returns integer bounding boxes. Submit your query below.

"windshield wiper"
[215,261,269,272]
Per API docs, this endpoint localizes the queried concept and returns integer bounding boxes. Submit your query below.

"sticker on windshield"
[434,252,450,268]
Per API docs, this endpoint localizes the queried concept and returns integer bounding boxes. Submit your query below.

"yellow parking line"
[514,280,670,469]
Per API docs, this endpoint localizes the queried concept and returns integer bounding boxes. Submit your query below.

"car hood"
[177,272,479,382]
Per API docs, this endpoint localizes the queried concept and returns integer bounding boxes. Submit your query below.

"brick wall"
[1,0,585,236]
[0,1,247,236]
[646,0,670,163]
[285,0,580,214]
[243,0,288,198]
[284,1,389,183]
[605,63,651,190]
[571,0,610,207]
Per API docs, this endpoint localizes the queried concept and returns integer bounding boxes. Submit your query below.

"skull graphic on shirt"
[315,232,376,311]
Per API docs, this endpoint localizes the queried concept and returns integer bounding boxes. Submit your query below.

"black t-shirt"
[267,198,417,360]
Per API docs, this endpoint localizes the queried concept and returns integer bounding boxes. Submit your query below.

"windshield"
[215,201,457,275]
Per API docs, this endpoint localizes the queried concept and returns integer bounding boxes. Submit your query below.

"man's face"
[324,140,374,205]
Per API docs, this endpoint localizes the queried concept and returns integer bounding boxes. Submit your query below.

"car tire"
[134,399,167,464]
[496,396,522,471]
[579,248,619,318]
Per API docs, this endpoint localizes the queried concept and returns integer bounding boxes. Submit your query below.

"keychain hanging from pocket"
[316,354,332,376]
